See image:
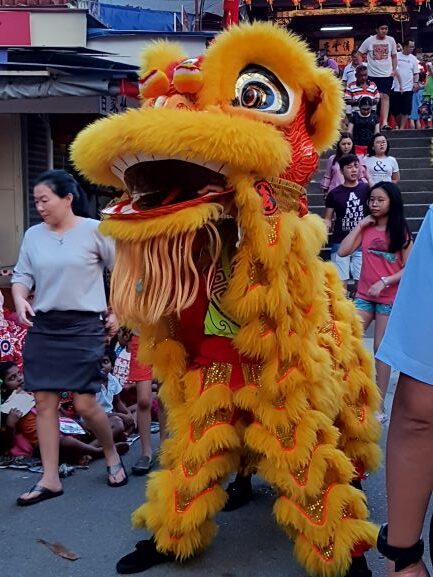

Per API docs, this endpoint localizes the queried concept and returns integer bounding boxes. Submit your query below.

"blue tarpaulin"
[99,3,186,32]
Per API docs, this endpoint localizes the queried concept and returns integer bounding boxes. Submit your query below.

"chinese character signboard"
[319,38,354,57]
[99,95,128,116]
[319,38,354,68]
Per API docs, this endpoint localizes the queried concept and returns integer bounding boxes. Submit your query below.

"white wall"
[88,34,208,67]
[31,11,87,47]
[0,115,23,269]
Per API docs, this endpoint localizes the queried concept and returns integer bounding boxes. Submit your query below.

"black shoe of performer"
[223,474,253,512]
[116,538,174,574]
[344,555,372,577]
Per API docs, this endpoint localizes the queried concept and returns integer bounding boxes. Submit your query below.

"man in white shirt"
[357,21,400,130]
[342,51,359,88]
[390,39,419,129]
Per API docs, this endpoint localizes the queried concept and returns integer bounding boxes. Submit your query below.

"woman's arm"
[347,122,354,135]
[367,240,413,297]
[338,216,375,256]
[391,170,400,184]
[11,284,34,327]
[374,122,380,133]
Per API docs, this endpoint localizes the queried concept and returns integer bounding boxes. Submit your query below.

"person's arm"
[391,157,400,184]
[323,207,334,232]
[338,215,375,256]
[374,122,380,133]
[367,239,413,297]
[4,409,23,450]
[11,235,36,327]
[11,284,34,327]
[112,395,135,428]
[356,50,365,65]
[413,61,420,91]
[347,121,354,135]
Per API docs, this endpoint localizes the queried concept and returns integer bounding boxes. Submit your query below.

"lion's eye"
[234,65,293,115]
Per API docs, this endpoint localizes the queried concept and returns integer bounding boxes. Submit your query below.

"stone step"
[391,147,431,158]
[322,144,431,158]
[308,179,433,193]
[386,137,432,148]
[385,129,432,138]
[319,157,431,170]
[399,167,433,180]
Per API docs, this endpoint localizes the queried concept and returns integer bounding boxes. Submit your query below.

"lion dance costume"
[72,23,381,577]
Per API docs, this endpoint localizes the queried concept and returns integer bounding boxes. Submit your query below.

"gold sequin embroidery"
[202,362,232,392]
[267,215,280,246]
[275,424,296,449]
[314,539,335,561]
[241,362,263,387]
[191,408,232,442]
[302,489,326,523]
[292,463,309,485]
[174,485,216,513]
[347,402,366,423]
[319,320,342,346]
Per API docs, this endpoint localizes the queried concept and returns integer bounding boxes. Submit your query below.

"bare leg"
[357,308,374,333]
[136,380,152,458]
[386,373,433,577]
[18,391,62,500]
[380,93,390,127]
[73,393,125,484]
[107,414,126,442]
[399,114,409,130]
[156,384,168,443]
[373,313,391,412]
[59,436,104,464]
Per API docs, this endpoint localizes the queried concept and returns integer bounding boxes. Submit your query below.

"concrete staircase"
[308,129,433,255]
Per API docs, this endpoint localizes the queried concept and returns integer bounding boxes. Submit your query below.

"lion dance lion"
[72,23,381,577]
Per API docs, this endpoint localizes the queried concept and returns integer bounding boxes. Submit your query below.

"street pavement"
[1,342,429,577]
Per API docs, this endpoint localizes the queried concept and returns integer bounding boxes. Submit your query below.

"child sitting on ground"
[0,361,119,464]
[96,347,135,442]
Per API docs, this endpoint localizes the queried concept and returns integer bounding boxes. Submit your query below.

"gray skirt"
[23,311,105,394]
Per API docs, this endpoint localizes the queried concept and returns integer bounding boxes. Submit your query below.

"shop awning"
[0,47,138,100]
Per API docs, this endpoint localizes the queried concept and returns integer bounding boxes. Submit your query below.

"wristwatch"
[380,276,389,287]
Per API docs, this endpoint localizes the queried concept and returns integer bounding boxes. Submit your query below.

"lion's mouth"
[107,155,232,217]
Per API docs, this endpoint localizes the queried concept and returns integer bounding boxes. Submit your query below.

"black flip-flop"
[107,458,128,488]
[17,484,64,507]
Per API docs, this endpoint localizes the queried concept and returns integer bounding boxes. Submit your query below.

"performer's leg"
[379,373,433,577]
[117,363,241,574]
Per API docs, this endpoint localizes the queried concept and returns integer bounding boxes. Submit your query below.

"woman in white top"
[12,170,127,506]
[362,133,400,188]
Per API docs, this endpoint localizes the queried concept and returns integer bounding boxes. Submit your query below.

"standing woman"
[363,133,400,188]
[320,132,367,198]
[338,181,412,422]
[12,169,127,506]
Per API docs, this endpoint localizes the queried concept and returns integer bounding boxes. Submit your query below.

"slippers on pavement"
[17,484,64,507]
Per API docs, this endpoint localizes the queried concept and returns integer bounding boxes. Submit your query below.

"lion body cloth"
[72,23,381,577]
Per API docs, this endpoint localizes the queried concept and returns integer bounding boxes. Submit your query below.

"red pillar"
[223,0,239,27]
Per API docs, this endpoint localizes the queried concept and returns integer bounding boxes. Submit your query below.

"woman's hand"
[15,297,35,327]
[367,281,384,298]
[358,215,376,229]
[104,312,119,338]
